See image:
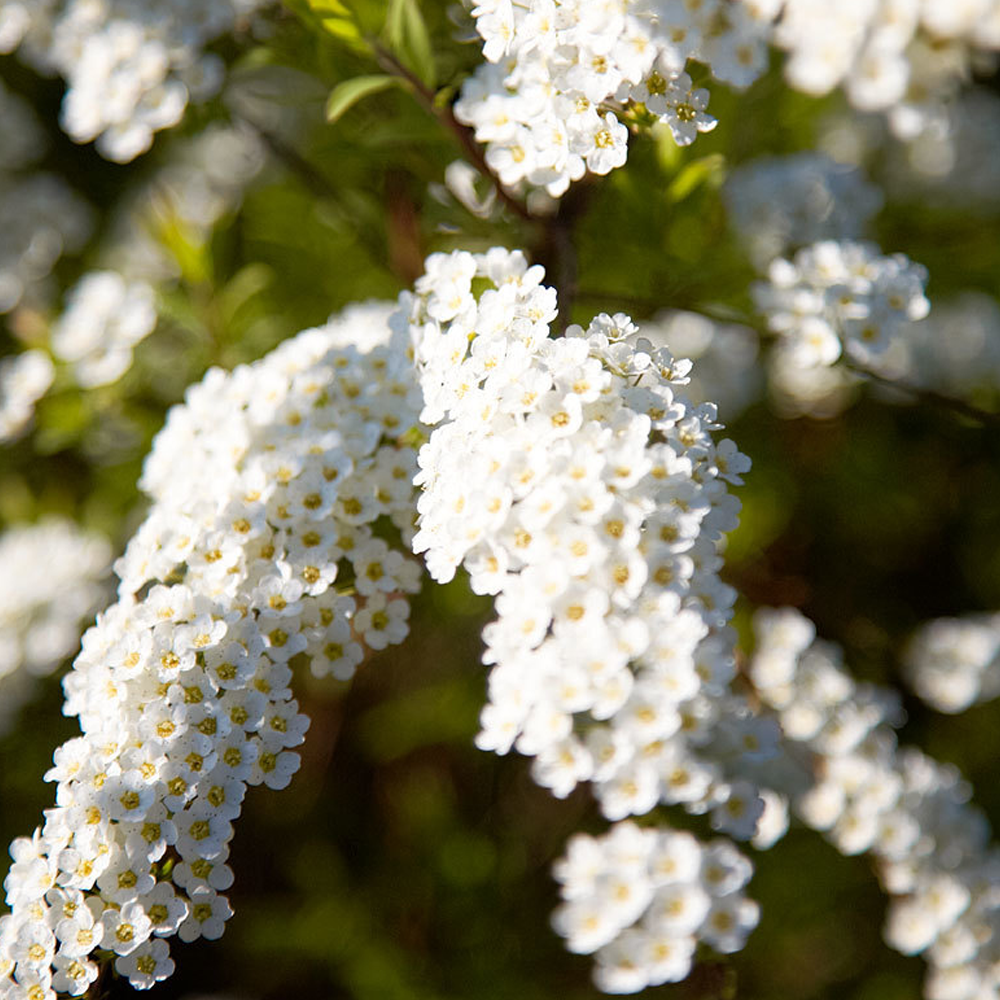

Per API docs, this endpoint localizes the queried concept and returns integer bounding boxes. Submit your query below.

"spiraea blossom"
[455,0,775,198]
[0,519,111,736]
[905,613,1000,714]
[50,272,157,389]
[753,239,930,371]
[404,246,775,991]
[0,0,271,162]
[0,304,423,996]
[752,608,1000,1000]
[405,247,778,835]
[771,0,1000,139]
[551,821,759,993]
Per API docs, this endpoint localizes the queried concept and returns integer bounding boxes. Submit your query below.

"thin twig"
[579,291,1000,427]
[845,362,1000,428]
[371,44,535,222]
[236,112,343,201]
[234,112,390,271]
[535,182,593,331]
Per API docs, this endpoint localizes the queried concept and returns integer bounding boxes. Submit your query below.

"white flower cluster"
[772,0,1000,139]
[0,0,270,162]
[456,0,776,198]
[723,152,884,267]
[638,309,762,422]
[551,821,759,993]
[753,239,930,372]
[0,82,92,316]
[0,351,55,445]
[752,608,1000,1000]
[51,272,157,389]
[405,247,779,840]
[0,518,111,735]
[0,304,423,997]
[905,613,1000,714]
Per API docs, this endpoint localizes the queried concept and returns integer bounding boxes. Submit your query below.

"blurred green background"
[2,2,1000,997]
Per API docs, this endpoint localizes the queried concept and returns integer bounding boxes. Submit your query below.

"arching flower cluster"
[457,0,775,198]
[772,0,1000,139]
[0,304,423,997]
[753,239,930,371]
[905,613,1000,714]
[0,519,111,736]
[0,0,271,162]
[551,820,759,993]
[405,248,779,840]
[723,152,883,268]
[51,272,157,390]
[752,608,1000,1000]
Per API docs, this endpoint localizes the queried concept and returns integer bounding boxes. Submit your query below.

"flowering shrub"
[1,2,999,999]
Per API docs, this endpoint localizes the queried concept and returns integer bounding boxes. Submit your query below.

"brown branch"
[236,112,343,201]
[371,44,535,222]
[845,361,1000,428]
[534,181,593,332]
[578,291,1000,429]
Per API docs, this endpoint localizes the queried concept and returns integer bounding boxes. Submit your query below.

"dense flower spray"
[0,305,422,996]
[405,247,772,829]
[752,608,1000,1000]
[0,0,272,161]
[403,246,780,990]
[905,613,1000,714]
[551,820,759,992]
[457,1,1000,201]
[456,0,772,197]
[753,239,930,372]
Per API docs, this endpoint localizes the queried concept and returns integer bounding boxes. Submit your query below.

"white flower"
[0,305,423,994]
[51,271,157,388]
[659,73,717,147]
[752,608,1000,993]
[114,937,174,989]
[456,0,763,196]
[553,822,759,992]
[753,240,930,380]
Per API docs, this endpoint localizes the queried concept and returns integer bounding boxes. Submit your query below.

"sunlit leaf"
[326,74,404,123]
[385,0,435,88]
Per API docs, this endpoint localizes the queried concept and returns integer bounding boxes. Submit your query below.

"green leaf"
[298,0,372,54]
[325,74,402,123]
[666,153,727,203]
[385,0,435,88]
